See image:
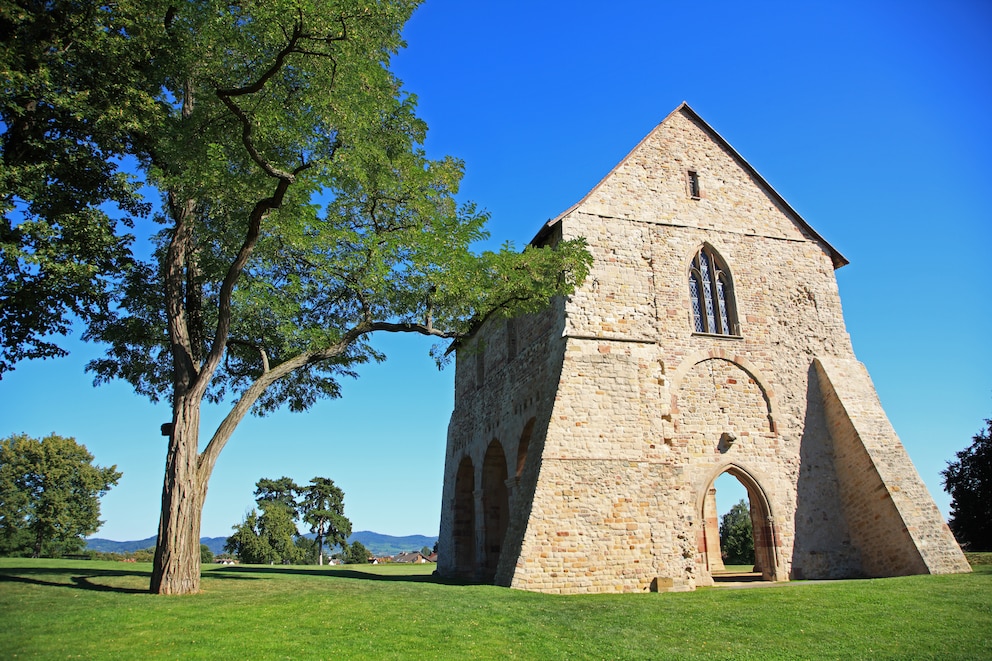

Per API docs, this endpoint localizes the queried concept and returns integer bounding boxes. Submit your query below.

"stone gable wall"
[437,106,968,593]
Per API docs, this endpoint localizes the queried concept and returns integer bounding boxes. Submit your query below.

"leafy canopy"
[0,1,162,373]
[0,433,122,558]
[344,540,371,564]
[0,0,592,415]
[2,0,591,594]
[719,499,754,565]
[225,475,350,564]
[300,476,351,560]
[942,418,992,551]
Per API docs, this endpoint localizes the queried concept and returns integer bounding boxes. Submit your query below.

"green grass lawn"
[1,558,989,660]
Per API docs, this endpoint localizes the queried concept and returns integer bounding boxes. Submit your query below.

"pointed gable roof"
[534,102,848,269]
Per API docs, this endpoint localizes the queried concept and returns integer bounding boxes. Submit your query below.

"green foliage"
[200,544,213,565]
[0,433,121,558]
[0,0,162,374]
[964,552,992,566]
[254,477,300,517]
[226,475,349,564]
[225,509,269,564]
[300,477,351,563]
[225,503,306,565]
[719,499,755,566]
[56,0,592,415]
[345,541,371,564]
[3,0,591,593]
[942,418,992,551]
[2,559,991,659]
[294,535,320,565]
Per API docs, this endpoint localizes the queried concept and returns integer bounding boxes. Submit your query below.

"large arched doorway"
[481,440,509,580]
[699,465,779,583]
[452,456,475,576]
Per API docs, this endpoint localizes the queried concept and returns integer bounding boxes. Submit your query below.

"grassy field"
[1,558,990,660]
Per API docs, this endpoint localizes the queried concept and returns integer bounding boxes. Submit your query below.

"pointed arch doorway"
[481,440,509,581]
[699,465,781,584]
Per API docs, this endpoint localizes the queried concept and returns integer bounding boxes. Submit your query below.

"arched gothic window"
[689,245,739,335]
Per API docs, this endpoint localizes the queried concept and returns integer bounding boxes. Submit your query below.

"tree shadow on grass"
[208,565,480,586]
[0,566,151,594]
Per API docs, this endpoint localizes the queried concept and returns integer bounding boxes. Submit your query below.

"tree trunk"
[151,399,205,594]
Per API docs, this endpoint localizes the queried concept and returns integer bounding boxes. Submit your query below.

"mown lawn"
[1,558,989,660]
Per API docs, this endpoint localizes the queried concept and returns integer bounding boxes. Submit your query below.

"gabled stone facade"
[436,103,969,593]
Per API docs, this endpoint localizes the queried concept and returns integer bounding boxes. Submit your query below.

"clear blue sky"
[1,0,990,541]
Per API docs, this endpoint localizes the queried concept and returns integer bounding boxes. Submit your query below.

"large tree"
[0,433,122,558]
[300,476,350,565]
[719,499,754,566]
[2,0,590,594]
[941,418,992,551]
[0,0,160,373]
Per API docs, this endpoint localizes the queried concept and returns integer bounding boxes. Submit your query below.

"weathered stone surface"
[436,103,969,593]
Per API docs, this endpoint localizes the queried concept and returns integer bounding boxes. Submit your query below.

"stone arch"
[451,455,475,575]
[696,462,782,583]
[516,418,536,478]
[670,351,776,433]
[481,440,509,580]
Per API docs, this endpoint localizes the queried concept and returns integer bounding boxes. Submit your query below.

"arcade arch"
[451,456,475,575]
[481,440,509,580]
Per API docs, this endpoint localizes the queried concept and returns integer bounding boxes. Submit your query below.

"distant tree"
[941,418,992,551]
[225,509,270,564]
[345,541,371,565]
[0,433,121,558]
[420,546,431,557]
[294,535,319,565]
[254,477,300,517]
[132,547,155,563]
[227,475,351,564]
[258,501,300,564]
[299,477,351,566]
[200,544,213,564]
[719,499,755,566]
[225,501,306,565]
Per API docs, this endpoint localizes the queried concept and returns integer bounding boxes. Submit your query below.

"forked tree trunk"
[151,400,206,594]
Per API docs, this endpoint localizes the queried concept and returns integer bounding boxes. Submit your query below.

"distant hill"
[85,536,157,554]
[86,531,437,558]
[85,536,230,555]
[349,531,437,556]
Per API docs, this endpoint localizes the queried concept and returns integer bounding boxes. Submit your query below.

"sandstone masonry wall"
[437,104,969,593]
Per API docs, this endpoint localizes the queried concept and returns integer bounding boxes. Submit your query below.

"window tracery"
[689,245,739,335]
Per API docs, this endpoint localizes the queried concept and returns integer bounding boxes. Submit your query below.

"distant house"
[394,552,428,564]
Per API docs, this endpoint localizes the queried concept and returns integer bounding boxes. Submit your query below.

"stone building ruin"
[436,103,969,592]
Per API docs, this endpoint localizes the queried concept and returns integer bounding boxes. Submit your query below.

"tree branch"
[226,338,270,373]
[214,19,304,98]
